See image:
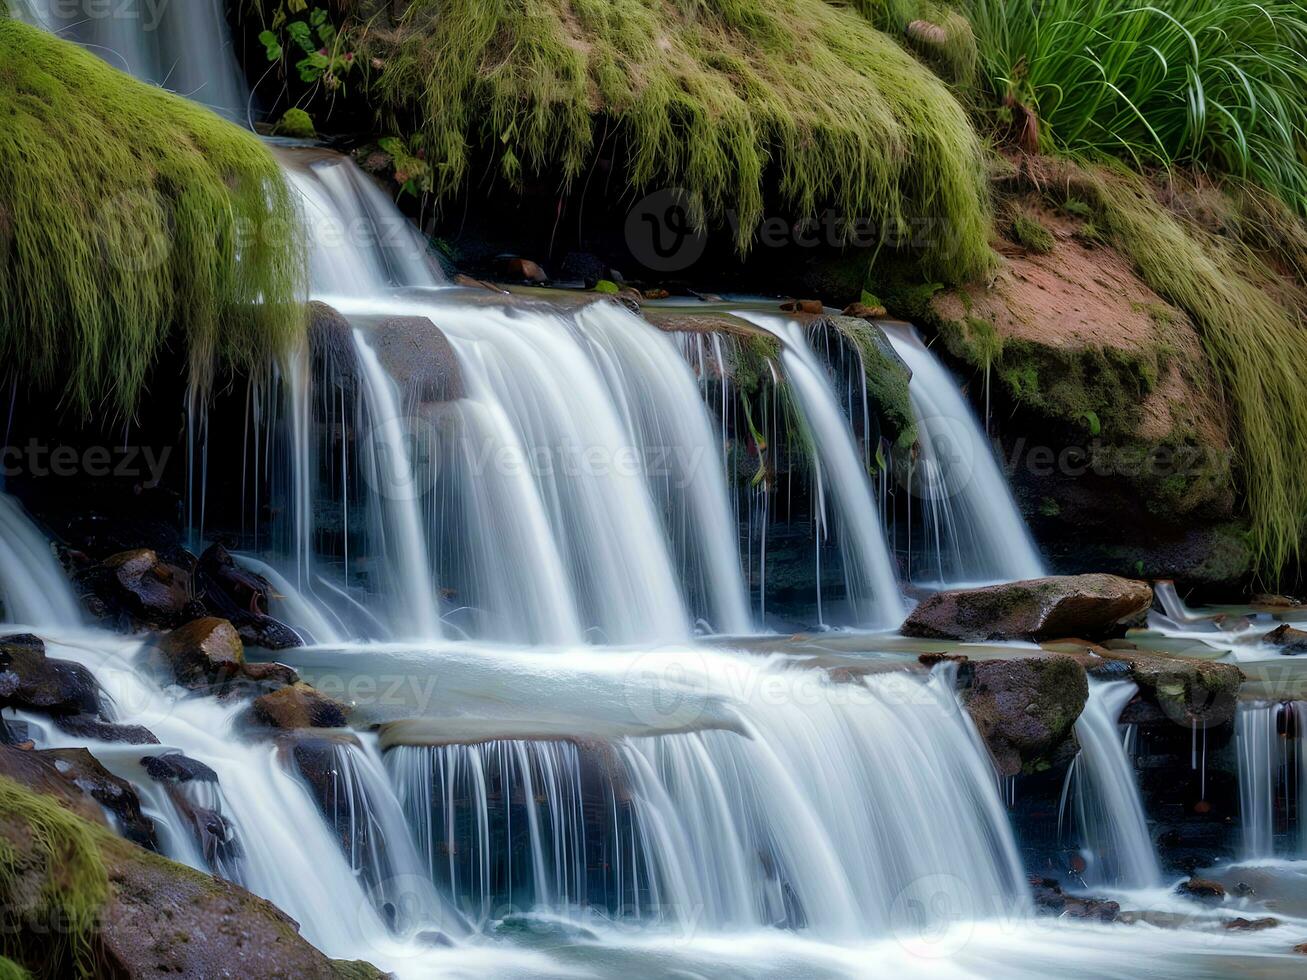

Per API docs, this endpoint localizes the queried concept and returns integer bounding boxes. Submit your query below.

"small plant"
[258,3,356,91]
[1010,210,1055,254]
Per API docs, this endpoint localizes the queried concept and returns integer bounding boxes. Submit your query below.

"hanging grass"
[347,0,995,282]
[0,19,305,417]
[964,0,1307,214]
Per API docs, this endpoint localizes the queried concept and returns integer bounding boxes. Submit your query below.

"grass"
[964,0,1307,214]
[1009,208,1055,253]
[0,776,109,978]
[0,19,305,417]
[346,0,996,282]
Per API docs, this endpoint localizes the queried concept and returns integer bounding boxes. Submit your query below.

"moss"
[0,776,109,978]
[1010,209,1055,254]
[826,315,917,449]
[0,959,30,980]
[593,279,620,295]
[0,20,304,416]
[272,107,316,139]
[352,0,995,282]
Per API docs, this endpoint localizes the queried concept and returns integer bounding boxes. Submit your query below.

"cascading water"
[738,313,903,628]
[1237,701,1304,859]
[882,324,1043,585]
[1059,681,1161,888]
[0,492,83,626]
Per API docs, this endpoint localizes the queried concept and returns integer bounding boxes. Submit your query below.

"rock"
[0,633,101,716]
[1295,941,1307,955]
[41,747,156,849]
[141,752,219,785]
[247,683,351,730]
[53,714,159,745]
[1028,876,1119,922]
[643,288,670,300]
[272,107,315,139]
[961,654,1088,775]
[1224,916,1279,931]
[0,775,386,978]
[841,301,887,319]
[902,574,1153,642]
[97,548,197,628]
[1176,876,1225,901]
[196,544,303,652]
[560,251,611,285]
[151,617,244,690]
[1263,623,1307,655]
[0,743,108,826]
[308,301,359,396]
[372,315,466,402]
[1091,648,1242,727]
[241,661,300,686]
[499,256,548,282]
[780,298,824,314]
[1250,593,1301,608]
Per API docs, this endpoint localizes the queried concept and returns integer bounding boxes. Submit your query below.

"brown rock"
[841,301,887,319]
[1176,876,1225,901]
[1224,916,1279,931]
[501,256,548,282]
[372,315,465,402]
[1092,647,1243,727]
[780,299,824,314]
[248,683,351,730]
[902,574,1153,642]
[1263,623,1307,655]
[643,288,670,300]
[962,654,1088,775]
[41,747,156,849]
[152,617,244,690]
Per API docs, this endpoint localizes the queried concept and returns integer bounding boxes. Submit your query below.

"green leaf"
[258,30,283,62]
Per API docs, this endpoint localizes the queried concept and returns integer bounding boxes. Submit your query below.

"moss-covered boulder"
[960,654,1089,775]
[0,20,304,416]
[0,774,385,978]
[902,574,1153,642]
[1092,648,1243,728]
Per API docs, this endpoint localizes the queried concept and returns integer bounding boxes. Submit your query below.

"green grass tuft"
[0,19,305,417]
[1009,209,1054,253]
[350,0,995,282]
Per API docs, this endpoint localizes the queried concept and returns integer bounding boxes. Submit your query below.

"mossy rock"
[0,20,304,416]
[272,107,316,139]
[820,315,916,450]
[1091,649,1243,729]
[960,654,1089,776]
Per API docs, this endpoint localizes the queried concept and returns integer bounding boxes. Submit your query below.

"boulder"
[780,299,824,314]
[247,684,351,730]
[95,548,198,628]
[1224,917,1279,931]
[196,544,303,651]
[1091,648,1242,727]
[1263,623,1307,656]
[1028,876,1119,922]
[0,774,386,978]
[0,744,107,826]
[1176,876,1225,901]
[0,633,101,716]
[841,301,887,319]
[41,747,156,850]
[372,315,465,402]
[141,753,219,785]
[151,617,244,690]
[54,714,159,745]
[308,300,359,397]
[902,574,1153,642]
[499,256,548,282]
[960,654,1088,775]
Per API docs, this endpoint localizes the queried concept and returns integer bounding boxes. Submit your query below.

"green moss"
[0,958,30,980]
[0,776,110,978]
[1010,210,1055,254]
[827,315,917,449]
[593,279,620,295]
[0,20,305,416]
[354,0,995,282]
[273,107,316,139]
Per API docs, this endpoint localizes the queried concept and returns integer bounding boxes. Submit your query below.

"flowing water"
[1060,680,1162,888]
[0,492,83,627]
[1237,701,1305,859]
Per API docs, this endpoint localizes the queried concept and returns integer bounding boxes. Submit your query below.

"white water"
[883,324,1043,585]
[1237,701,1305,859]
[1061,680,1161,888]
[739,314,903,628]
[0,492,83,627]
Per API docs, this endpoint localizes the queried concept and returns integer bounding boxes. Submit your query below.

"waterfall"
[0,493,82,627]
[15,0,249,121]
[883,324,1043,585]
[384,662,1028,936]
[1236,701,1304,860]
[1060,681,1161,888]
[739,314,903,628]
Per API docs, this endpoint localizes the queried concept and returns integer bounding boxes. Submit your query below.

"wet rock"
[247,683,351,730]
[372,315,466,402]
[1224,916,1279,931]
[94,548,198,628]
[1176,876,1226,901]
[1092,648,1242,727]
[196,544,303,652]
[53,714,159,745]
[499,256,548,282]
[41,747,156,849]
[1294,941,1307,955]
[0,633,101,716]
[961,654,1088,776]
[309,300,359,395]
[141,752,218,785]
[1028,876,1119,922]
[151,617,244,690]
[780,298,824,314]
[902,574,1153,642]
[0,776,386,979]
[1250,593,1301,609]
[1263,623,1307,655]
[841,301,887,319]
[0,742,108,826]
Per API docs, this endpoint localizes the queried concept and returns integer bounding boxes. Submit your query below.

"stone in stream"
[1089,647,1242,728]
[1028,876,1119,922]
[902,573,1153,642]
[959,653,1088,776]
[141,752,219,785]
[1262,623,1307,655]
[1176,876,1226,902]
[94,548,200,628]
[372,314,466,402]
[195,543,303,651]
[0,633,101,716]
[41,747,157,850]
[150,617,299,697]
[246,683,351,730]
[54,713,160,745]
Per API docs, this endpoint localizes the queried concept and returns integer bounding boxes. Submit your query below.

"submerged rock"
[1263,623,1307,655]
[0,633,101,716]
[1176,876,1226,902]
[960,654,1088,775]
[1028,875,1119,922]
[54,713,159,745]
[247,683,351,730]
[902,574,1153,642]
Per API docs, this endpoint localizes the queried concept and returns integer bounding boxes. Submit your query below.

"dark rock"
[54,714,159,745]
[94,548,198,628]
[372,315,466,402]
[499,256,548,282]
[1176,876,1226,901]
[1263,623,1307,655]
[0,742,108,826]
[1224,916,1279,931]
[141,752,219,785]
[902,574,1153,642]
[41,747,156,849]
[151,617,244,690]
[961,654,1088,776]
[560,251,611,286]
[0,633,101,716]
[248,683,351,730]
[241,661,300,686]
[0,717,30,746]
[196,544,303,652]
[308,300,359,397]
[1028,876,1119,922]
